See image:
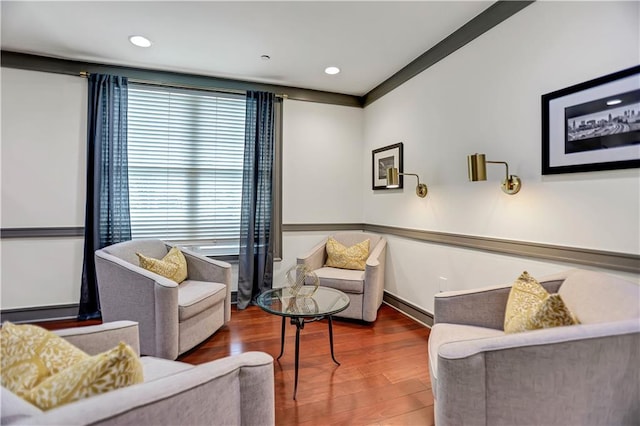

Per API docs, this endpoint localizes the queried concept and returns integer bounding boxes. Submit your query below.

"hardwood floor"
[38,304,434,425]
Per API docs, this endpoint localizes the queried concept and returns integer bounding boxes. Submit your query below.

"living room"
[1,1,639,424]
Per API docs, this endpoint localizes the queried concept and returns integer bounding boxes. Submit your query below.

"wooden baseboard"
[1,304,80,323]
[383,291,433,327]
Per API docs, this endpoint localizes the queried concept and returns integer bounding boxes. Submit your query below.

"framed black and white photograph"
[372,142,403,190]
[542,65,640,175]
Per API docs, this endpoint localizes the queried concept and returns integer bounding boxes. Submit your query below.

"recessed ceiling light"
[606,99,622,106]
[129,35,152,48]
[325,66,340,75]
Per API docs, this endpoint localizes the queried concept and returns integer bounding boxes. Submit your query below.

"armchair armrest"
[362,238,387,322]
[170,245,231,284]
[439,318,640,360]
[434,284,513,330]
[434,277,565,330]
[94,251,179,359]
[365,237,386,268]
[297,238,328,271]
[18,352,276,426]
[177,248,232,322]
[436,320,640,426]
[54,321,140,356]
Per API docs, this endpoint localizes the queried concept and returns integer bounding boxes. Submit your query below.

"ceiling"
[1,1,494,96]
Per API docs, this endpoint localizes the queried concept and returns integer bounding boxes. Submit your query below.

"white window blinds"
[127,84,246,255]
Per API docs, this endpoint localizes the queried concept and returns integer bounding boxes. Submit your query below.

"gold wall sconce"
[386,167,428,198]
[467,153,521,195]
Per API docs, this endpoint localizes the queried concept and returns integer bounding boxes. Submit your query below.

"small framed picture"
[542,65,640,175]
[372,142,403,190]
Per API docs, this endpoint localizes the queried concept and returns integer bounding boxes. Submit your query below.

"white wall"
[1,68,87,227]
[281,99,364,224]
[275,99,364,286]
[1,68,87,309]
[2,2,638,314]
[0,77,365,308]
[1,239,85,308]
[363,1,640,312]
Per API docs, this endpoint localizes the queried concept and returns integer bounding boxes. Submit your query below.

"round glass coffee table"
[256,286,350,400]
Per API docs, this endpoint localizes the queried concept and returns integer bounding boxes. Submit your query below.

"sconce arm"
[398,172,428,198]
[486,160,510,182]
[398,172,422,185]
[486,160,521,195]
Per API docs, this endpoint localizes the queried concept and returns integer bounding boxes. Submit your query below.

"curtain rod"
[79,71,288,99]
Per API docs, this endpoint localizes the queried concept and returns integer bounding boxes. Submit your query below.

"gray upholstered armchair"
[1,321,274,426]
[95,239,231,360]
[297,231,386,322]
[428,269,640,426]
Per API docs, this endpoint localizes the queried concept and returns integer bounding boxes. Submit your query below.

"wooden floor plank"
[376,406,435,426]
[35,304,433,425]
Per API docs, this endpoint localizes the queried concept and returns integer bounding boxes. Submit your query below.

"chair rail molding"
[283,223,640,274]
[5,224,638,272]
[1,227,84,239]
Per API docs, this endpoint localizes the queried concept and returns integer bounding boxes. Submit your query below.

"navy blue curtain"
[237,91,275,309]
[79,74,131,320]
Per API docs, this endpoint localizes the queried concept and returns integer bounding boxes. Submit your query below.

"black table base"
[277,315,340,400]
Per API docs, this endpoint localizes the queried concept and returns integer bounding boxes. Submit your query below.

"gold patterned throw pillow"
[137,246,188,283]
[325,237,370,271]
[23,342,143,410]
[1,322,89,397]
[504,271,578,333]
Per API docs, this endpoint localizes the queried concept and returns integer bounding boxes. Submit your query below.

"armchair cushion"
[23,342,143,411]
[309,267,365,294]
[504,271,577,333]
[1,322,88,396]
[178,280,227,321]
[325,237,370,270]
[140,357,193,382]
[137,247,188,284]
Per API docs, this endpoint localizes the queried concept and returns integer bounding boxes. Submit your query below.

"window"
[127,84,246,256]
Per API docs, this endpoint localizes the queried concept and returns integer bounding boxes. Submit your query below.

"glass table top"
[256,286,350,318]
